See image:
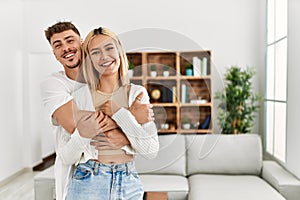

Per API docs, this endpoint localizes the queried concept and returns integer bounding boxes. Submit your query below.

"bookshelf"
[127,50,213,134]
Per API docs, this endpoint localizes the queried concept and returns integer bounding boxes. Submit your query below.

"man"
[41,21,153,200]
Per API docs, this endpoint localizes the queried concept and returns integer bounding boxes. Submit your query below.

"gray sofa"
[34,134,300,200]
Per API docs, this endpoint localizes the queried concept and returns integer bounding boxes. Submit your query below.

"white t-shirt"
[40,71,88,200]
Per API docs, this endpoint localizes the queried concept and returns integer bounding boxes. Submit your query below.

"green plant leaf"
[215,65,261,134]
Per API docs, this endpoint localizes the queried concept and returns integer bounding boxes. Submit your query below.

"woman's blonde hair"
[82,27,129,94]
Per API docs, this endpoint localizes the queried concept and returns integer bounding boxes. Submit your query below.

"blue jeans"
[66,160,144,200]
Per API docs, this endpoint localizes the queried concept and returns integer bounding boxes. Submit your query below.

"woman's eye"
[91,51,100,56]
[106,46,114,51]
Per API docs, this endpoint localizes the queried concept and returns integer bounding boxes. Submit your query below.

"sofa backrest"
[135,134,186,176]
[186,134,262,176]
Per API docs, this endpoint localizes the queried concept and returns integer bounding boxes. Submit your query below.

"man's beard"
[66,59,81,69]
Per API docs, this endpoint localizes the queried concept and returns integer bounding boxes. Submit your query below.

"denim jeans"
[66,160,144,200]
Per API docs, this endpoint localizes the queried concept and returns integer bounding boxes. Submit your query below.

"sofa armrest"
[262,161,300,200]
[34,166,55,200]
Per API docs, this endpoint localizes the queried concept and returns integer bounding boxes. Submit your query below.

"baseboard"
[0,168,32,188]
[33,153,56,171]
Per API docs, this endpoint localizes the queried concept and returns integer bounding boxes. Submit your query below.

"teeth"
[101,61,113,67]
[65,53,74,58]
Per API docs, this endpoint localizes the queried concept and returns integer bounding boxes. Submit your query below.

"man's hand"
[99,114,119,132]
[90,128,130,150]
[75,110,104,138]
[129,92,154,124]
[99,100,121,117]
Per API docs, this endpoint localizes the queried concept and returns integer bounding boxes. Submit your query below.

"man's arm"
[90,129,130,150]
[52,100,76,134]
[52,100,103,138]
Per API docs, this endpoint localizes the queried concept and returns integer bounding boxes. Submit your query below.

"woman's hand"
[74,110,104,138]
[98,113,118,132]
[129,92,154,124]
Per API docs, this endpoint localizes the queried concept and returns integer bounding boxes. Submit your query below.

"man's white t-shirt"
[40,71,86,200]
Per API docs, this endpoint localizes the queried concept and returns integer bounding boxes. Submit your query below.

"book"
[202,57,207,76]
[193,56,201,76]
[181,84,186,103]
[172,86,177,103]
[201,115,211,129]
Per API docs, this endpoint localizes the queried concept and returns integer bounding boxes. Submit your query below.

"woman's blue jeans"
[66,160,144,200]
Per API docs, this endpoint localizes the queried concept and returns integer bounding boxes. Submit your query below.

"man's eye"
[67,39,74,44]
[54,44,61,49]
[107,47,114,51]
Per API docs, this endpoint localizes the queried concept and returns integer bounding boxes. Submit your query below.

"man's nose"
[62,43,71,52]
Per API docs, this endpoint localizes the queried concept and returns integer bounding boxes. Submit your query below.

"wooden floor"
[0,169,39,200]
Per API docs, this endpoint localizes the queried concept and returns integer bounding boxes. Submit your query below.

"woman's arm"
[110,85,159,160]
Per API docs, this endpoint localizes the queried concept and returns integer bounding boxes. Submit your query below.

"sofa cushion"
[135,134,186,176]
[188,174,286,200]
[186,134,262,176]
[139,174,188,200]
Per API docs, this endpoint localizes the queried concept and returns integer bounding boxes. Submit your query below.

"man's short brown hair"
[45,21,80,43]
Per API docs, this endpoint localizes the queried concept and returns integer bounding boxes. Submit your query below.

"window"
[265,0,287,162]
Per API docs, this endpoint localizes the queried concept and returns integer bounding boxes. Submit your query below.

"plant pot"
[185,68,193,76]
[150,71,157,77]
[163,71,170,77]
[182,123,191,129]
[128,69,133,78]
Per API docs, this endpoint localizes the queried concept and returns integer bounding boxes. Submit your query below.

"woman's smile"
[100,60,114,67]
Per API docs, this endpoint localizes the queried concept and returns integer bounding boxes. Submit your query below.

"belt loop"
[95,162,99,175]
[126,163,130,175]
[93,161,99,175]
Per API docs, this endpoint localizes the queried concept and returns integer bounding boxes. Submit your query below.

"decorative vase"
[160,123,169,130]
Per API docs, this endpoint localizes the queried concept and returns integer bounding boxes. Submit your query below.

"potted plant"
[163,65,170,77]
[185,63,193,76]
[150,64,157,77]
[215,66,261,134]
[128,62,134,78]
[181,117,191,129]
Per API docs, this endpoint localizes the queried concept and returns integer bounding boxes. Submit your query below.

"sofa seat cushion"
[188,174,286,200]
[139,174,188,200]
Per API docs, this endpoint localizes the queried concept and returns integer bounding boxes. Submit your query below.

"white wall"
[286,0,300,179]
[0,0,24,182]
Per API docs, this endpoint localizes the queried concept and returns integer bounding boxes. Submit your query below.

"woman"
[66,27,159,200]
